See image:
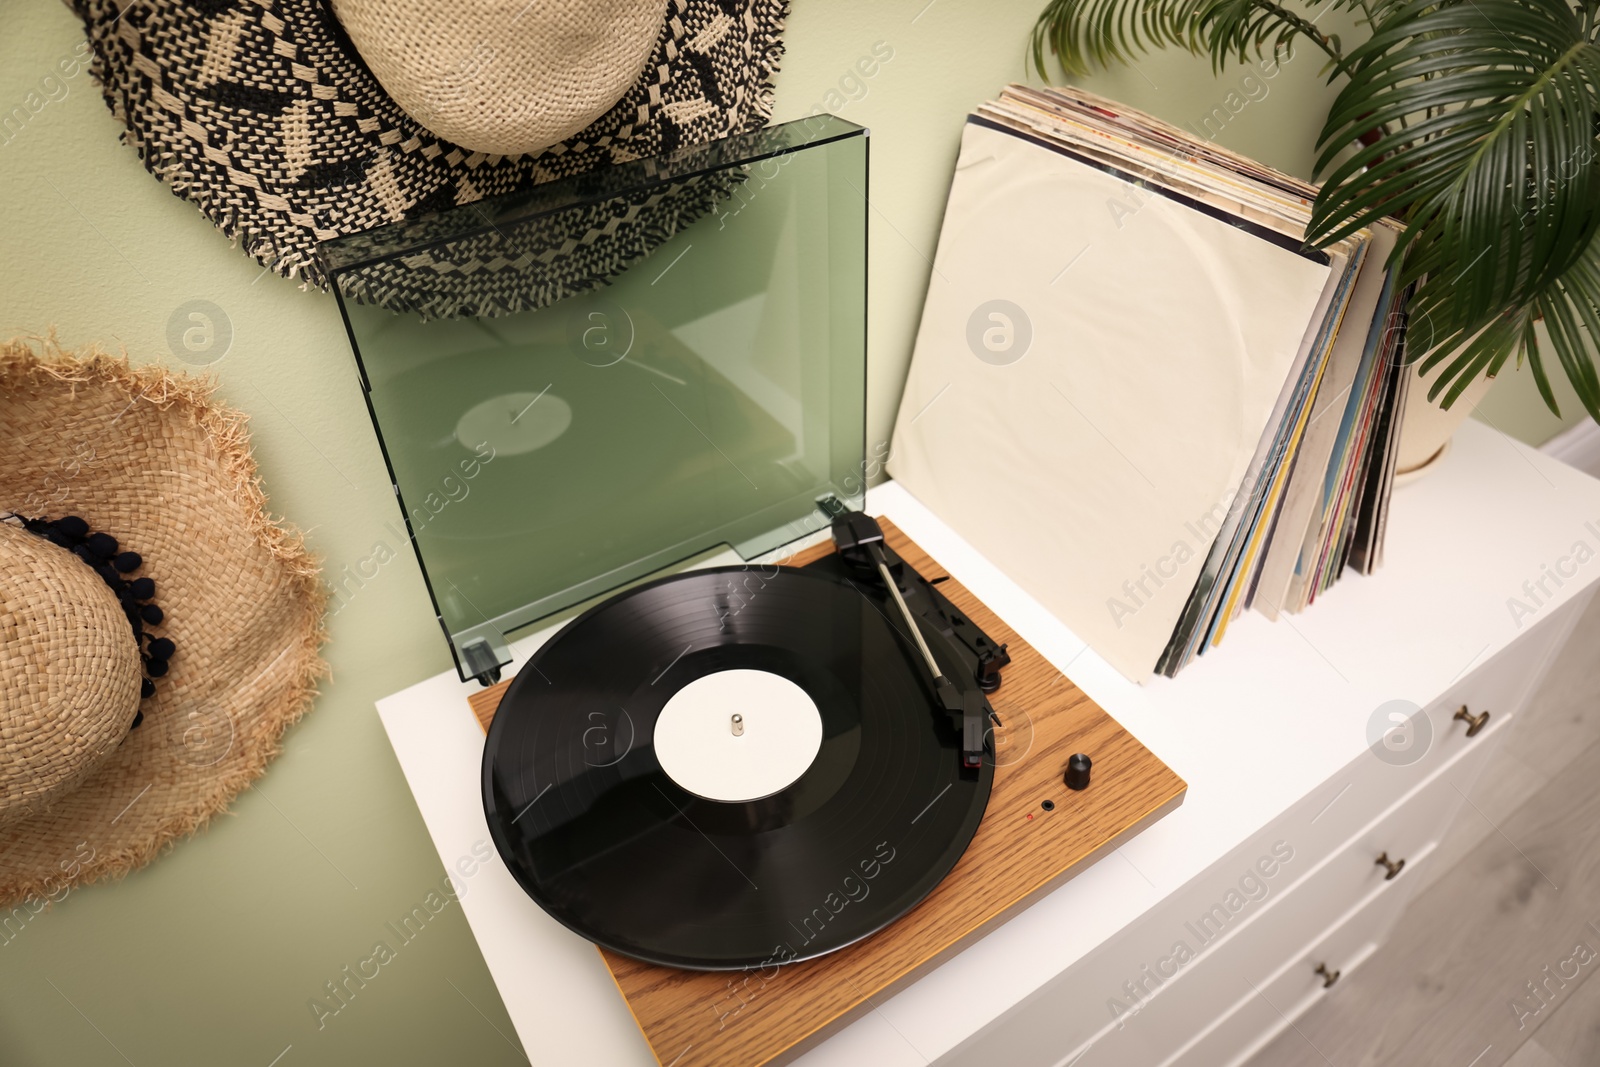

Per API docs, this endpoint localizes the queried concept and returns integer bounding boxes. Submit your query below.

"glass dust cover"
[321,116,868,681]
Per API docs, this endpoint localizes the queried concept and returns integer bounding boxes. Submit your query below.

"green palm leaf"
[1309,0,1600,415]
[1029,0,1350,77]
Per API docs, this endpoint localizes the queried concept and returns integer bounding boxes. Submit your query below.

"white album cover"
[889,120,1331,682]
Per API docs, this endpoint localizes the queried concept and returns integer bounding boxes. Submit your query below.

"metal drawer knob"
[1453,705,1490,737]
[1375,852,1406,880]
[1315,963,1341,988]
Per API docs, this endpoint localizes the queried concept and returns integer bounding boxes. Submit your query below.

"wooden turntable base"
[469,519,1186,1066]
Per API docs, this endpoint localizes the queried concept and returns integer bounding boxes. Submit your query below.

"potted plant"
[1031,0,1600,468]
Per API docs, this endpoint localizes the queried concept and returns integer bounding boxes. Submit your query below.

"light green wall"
[0,2,1579,1065]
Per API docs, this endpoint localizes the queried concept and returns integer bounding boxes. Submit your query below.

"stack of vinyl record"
[890,85,1411,683]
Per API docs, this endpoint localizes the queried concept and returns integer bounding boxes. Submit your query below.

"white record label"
[653,669,823,803]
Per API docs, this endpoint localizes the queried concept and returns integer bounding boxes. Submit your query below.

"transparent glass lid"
[321,117,868,681]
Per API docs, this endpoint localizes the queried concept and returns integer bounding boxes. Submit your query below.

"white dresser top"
[377,420,1600,1065]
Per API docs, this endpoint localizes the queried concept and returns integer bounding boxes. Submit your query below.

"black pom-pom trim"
[56,516,89,539]
[86,532,119,559]
[9,513,171,719]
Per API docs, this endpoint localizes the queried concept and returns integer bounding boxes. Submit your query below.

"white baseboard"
[1542,419,1600,478]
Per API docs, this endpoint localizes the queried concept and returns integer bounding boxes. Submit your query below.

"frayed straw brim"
[0,338,328,908]
[70,0,788,305]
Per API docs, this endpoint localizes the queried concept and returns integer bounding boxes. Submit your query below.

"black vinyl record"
[482,564,993,971]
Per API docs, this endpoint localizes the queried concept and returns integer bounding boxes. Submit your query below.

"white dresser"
[377,419,1600,1066]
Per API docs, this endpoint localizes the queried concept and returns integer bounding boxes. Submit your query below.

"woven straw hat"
[328,0,669,157]
[0,339,327,909]
[70,0,788,295]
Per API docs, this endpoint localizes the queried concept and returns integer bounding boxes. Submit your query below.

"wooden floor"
[1246,594,1600,1067]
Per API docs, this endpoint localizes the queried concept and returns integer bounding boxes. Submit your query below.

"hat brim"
[70,0,788,311]
[0,339,328,908]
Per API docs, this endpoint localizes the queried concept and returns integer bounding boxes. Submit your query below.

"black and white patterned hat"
[71,0,788,306]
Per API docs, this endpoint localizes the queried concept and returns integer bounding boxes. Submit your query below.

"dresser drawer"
[1173,862,1413,1067]
[1310,600,1566,857]
[939,704,1507,1067]
[1237,597,1567,905]
[936,603,1566,1067]
[1068,713,1502,1067]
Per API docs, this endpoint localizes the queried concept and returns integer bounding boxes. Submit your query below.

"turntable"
[326,115,1185,1065]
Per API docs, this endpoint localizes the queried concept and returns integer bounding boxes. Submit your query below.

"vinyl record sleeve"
[889,118,1331,682]
[997,85,1320,204]
[1164,230,1369,671]
[1298,272,1408,604]
[1252,222,1402,616]
[980,91,1318,239]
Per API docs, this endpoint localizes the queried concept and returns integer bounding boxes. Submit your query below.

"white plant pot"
[1396,353,1499,478]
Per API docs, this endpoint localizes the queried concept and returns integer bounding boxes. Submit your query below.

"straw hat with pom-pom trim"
[0,524,142,830]
[0,338,327,909]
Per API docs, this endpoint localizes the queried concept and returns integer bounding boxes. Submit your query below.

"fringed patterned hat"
[70,0,788,304]
[0,338,328,908]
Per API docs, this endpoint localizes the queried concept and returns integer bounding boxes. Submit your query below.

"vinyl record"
[483,564,994,970]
